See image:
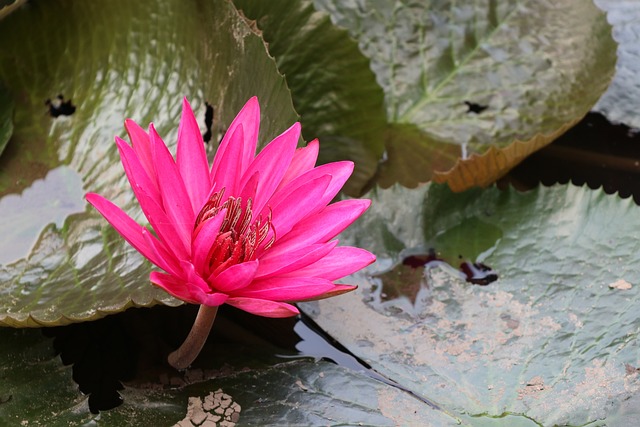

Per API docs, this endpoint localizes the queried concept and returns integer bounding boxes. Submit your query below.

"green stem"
[168,304,218,370]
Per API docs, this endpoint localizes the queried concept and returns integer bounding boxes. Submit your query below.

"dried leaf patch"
[175,389,241,427]
[609,279,632,290]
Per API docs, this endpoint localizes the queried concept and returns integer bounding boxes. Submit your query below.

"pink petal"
[180,260,213,293]
[209,260,259,292]
[238,171,259,204]
[315,161,354,205]
[150,271,199,304]
[237,277,336,301]
[225,297,299,318]
[194,290,230,307]
[115,135,190,259]
[131,186,191,261]
[267,175,331,240]
[240,122,300,215]
[125,119,158,191]
[298,284,357,301]
[255,241,337,279]
[150,124,195,250]
[86,193,162,267]
[210,97,260,181]
[265,161,353,220]
[176,98,211,213]
[272,199,371,253]
[150,271,228,306]
[115,136,162,212]
[191,209,226,275]
[276,139,319,191]
[210,124,244,197]
[142,229,182,277]
[282,246,376,281]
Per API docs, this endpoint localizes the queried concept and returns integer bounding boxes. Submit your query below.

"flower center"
[194,188,275,275]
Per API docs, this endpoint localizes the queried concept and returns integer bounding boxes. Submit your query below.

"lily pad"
[313,0,616,190]
[593,0,640,129]
[233,0,387,195]
[432,121,578,191]
[304,183,640,425]
[0,0,298,327]
[0,323,461,426]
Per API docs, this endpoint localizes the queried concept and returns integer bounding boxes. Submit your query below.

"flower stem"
[168,304,218,370]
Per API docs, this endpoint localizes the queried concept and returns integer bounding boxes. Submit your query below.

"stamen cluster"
[194,188,274,276]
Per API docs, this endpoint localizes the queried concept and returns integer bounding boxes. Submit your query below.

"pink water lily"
[86,97,375,321]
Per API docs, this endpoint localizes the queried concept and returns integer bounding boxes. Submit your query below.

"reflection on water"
[373,250,498,305]
[366,216,502,318]
[0,165,85,265]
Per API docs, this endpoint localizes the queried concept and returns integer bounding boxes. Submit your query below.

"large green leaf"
[313,0,616,190]
[233,0,387,195]
[0,323,461,426]
[593,0,640,128]
[304,183,640,425]
[0,0,298,327]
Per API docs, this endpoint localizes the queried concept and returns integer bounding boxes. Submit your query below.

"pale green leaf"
[0,0,297,327]
[314,0,616,190]
[305,183,640,425]
[594,0,640,128]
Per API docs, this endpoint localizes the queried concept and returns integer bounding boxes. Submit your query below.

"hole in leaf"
[464,101,488,114]
[459,257,498,286]
[203,101,214,143]
[45,95,76,117]
[369,250,497,314]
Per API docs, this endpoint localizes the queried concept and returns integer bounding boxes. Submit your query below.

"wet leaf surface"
[0,307,460,426]
[313,0,616,190]
[305,183,640,425]
[594,0,640,128]
[233,0,387,195]
[433,120,578,192]
[0,0,297,326]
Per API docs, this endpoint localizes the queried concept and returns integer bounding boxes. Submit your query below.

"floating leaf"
[0,0,297,327]
[233,0,387,195]
[0,325,461,426]
[313,0,616,190]
[433,120,578,191]
[593,0,640,128]
[304,183,640,425]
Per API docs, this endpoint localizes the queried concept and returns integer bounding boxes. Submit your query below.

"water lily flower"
[86,97,375,368]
